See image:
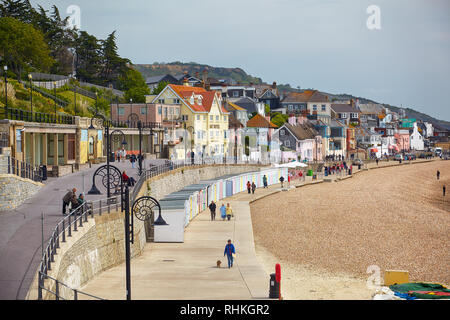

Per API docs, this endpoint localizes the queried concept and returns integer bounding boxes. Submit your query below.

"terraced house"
[151,82,230,159]
[281,90,332,124]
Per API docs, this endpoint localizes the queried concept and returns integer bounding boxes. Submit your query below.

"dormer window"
[198,96,203,105]
[190,95,194,104]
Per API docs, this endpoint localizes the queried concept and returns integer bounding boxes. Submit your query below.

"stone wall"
[135,164,268,201]
[0,149,44,211]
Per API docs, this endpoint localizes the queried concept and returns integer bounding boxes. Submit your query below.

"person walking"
[226,203,233,221]
[220,203,227,221]
[444,185,446,197]
[62,188,77,215]
[279,176,285,188]
[251,182,256,194]
[208,201,216,221]
[263,175,268,188]
[246,181,251,194]
[224,239,236,268]
[437,170,440,180]
[376,158,379,166]
[130,154,136,168]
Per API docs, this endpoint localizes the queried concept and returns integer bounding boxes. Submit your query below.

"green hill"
[134,61,263,84]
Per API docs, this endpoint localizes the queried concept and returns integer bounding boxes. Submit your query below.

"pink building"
[395,130,410,152]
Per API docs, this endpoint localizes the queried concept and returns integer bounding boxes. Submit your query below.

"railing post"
[74,289,78,300]
[55,280,59,300]
[99,200,102,216]
[68,214,72,237]
[79,210,83,227]
[55,225,60,249]
[38,273,43,300]
[62,220,66,242]
[47,246,52,271]
[73,215,77,232]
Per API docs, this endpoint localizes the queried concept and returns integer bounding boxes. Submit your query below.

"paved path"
[0,158,162,300]
[80,182,293,300]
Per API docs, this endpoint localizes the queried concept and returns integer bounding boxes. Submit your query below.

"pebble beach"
[250,160,450,299]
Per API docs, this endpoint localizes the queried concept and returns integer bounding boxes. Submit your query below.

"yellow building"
[151,83,230,159]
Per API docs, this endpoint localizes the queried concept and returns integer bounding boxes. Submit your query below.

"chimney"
[195,71,199,79]
[202,69,208,86]
[350,99,355,107]
[183,78,189,87]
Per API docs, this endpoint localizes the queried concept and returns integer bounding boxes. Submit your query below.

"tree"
[152,81,169,95]
[75,31,102,83]
[100,31,129,85]
[118,67,150,102]
[0,17,54,77]
[271,113,288,128]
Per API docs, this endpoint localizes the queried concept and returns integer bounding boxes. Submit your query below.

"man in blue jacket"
[224,239,236,268]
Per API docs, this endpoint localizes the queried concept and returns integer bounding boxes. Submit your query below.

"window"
[288,105,293,110]
[140,107,147,115]
[340,113,347,119]
[15,129,22,153]
[174,98,180,104]
[321,105,326,111]
[233,91,239,97]
[224,115,227,121]
[216,115,219,121]
[210,115,213,121]
[158,106,162,115]
[182,115,189,121]
[280,129,285,136]
[197,115,200,120]
[313,105,317,111]
[158,99,165,104]
[118,107,125,115]
[203,115,206,120]
[285,140,290,147]
[351,113,358,118]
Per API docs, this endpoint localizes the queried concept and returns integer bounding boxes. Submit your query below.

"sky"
[30,0,450,121]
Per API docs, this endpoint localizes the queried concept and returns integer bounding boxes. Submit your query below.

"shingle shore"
[250,161,450,285]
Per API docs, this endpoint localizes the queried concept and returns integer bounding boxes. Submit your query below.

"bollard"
[269,273,279,299]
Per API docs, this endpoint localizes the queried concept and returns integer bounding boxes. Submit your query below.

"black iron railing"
[6,156,43,182]
[38,196,120,300]
[1,106,76,125]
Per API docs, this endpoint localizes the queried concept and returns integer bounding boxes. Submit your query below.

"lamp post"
[4,66,7,112]
[183,123,195,164]
[28,74,33,115]
[73,86,77,116]
[54,81,57,115]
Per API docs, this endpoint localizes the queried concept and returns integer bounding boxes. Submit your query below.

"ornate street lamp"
[28,74,33,115]
[4,66,8,112]
[53,81,57,115]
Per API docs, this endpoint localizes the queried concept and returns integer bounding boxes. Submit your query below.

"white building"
[410,122,425,151]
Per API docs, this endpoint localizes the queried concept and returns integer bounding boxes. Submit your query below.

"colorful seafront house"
[273,117,321,162]
[151,82,230,160]
[281,90,332,124]
[245,113,279,162]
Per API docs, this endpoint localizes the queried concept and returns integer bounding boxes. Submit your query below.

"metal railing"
[22,81,69,108]
[1,106,75,125]
[131,156,272,202]
[0,131,8,152]
[3,156,43,182]
[37,196,121,300]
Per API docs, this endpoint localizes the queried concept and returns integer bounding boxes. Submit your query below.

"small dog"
[216,260,222,268]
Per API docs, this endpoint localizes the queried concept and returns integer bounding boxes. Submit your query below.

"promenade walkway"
[79,182,296,300]
[0,158,151,300]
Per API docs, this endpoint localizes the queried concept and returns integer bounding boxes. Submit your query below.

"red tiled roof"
[169,84,229,113]
[246,114,278,128]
